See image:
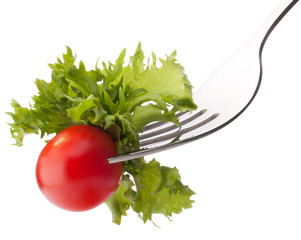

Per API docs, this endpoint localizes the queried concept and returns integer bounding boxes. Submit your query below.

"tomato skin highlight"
[36,125,123,212]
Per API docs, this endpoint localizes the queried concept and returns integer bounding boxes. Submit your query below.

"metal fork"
[109,0,299,164]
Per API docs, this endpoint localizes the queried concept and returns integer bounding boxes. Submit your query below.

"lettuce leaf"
[7,44,197,224]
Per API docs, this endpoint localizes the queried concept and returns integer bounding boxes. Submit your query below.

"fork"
[108,0,299,164]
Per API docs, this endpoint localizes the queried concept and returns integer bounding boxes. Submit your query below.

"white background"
[1,0,301,239]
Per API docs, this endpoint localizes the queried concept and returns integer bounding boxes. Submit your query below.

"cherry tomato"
[36,125,123,212]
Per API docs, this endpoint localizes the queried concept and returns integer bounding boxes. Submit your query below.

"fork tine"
[139,112,220,148]
[141,111,189,132]
[139,109,207,141]
[109,112,220,163]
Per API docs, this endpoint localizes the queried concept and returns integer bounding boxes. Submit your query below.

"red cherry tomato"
[36,125,123,212]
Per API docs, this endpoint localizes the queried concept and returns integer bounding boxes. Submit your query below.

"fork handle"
[248,0,298,49]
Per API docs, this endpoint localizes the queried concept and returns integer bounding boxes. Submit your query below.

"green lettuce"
[7,43,197,224]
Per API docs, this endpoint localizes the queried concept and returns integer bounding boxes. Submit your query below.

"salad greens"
[7,43,198,224]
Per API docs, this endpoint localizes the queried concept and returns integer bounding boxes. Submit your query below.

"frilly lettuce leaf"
[7,43,197,225]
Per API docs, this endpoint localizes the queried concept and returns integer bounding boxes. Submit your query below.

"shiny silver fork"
[109,0,299,164]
